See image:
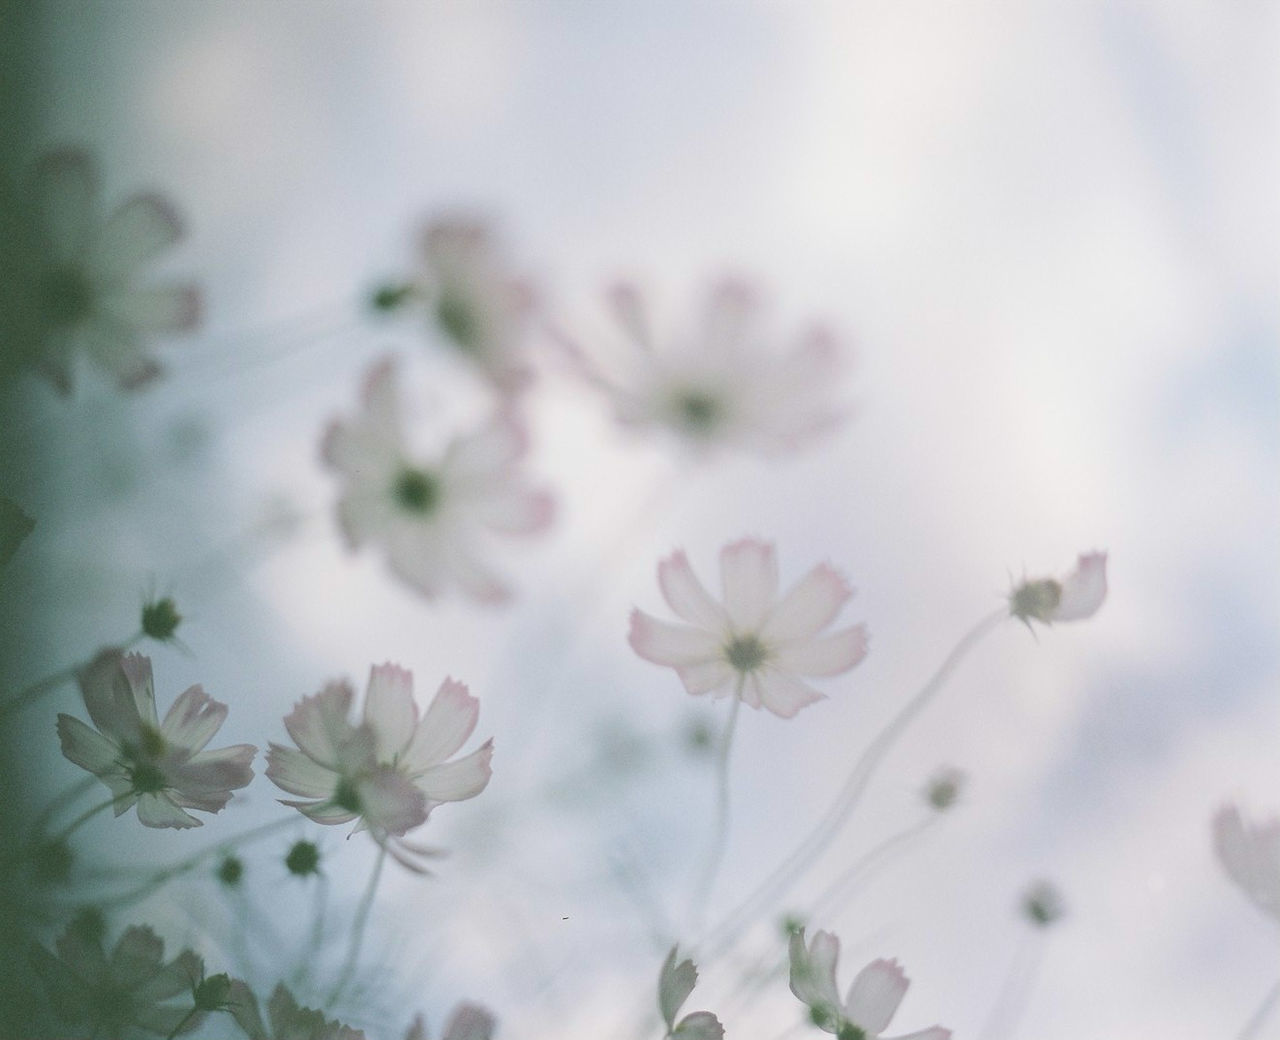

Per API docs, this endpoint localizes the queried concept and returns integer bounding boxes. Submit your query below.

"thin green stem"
[163,1006,199,1040]
[697,608,1007,960]
[329,843,387,1007]
[1239,976,1280,1040]
[690,689,742,927]
[50,794,126,845]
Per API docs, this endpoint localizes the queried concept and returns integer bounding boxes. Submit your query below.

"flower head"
[267,663,493,871]
[227,981,365,1040]
[556,277,849,457]
[1009,552,1108,625]
[322,356,553,603]
[13,149,200,392]
[629,539,868,718]
[1213,803,1280,924]
[56,652,255,829]
[789,929,951,1040]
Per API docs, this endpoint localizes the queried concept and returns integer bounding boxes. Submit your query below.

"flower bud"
[216,856,243,887]
[924,767,965,811]
[285,840,320,877]
[1021,880,1065,927]
[141,597,182,642]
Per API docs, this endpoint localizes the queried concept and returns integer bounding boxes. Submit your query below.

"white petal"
[761,564,853,643]
[885,1029,951,1040]
[441,1003,496,1040]
[31,149,97,261]
[773,625,869,677]
[1213,805,1280,920]
[749,670,826,719]
[789,929,842,1015]
[282,681,358,770]
[659,550,728,630]
[844,958,909,1035]
[280,798,359,826]
[135,792,201,829]
[659,948,697,1029]
[56,714,121,776]
[359,767,429,835]
[88,193,183,285]
[443,414,525,476]
[99,284,200,333]
[1053,551,1108,621]
[267,743,339,798]
[675,659,736,697]
[472,484,554,535]
[159,685,228,753]
[363,663,419,761]
[403,678,478,773]
[439,540,511,604]
[167,744,256,809]
[719,539,779,630]
[417,740,493,803]
[119,652,161,731]
[629,611,721,667]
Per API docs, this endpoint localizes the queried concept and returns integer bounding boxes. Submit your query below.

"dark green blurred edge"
[1,2,60,1034]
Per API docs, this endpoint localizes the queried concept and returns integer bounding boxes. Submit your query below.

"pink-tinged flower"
[1009,551,1108,625]
[55,652,255,829]
[1213,804,1280,924]
[789,929,951,1040]
[16,149,200,393]
[267,663,493,871]
[403,1002,497,1040]
[322,356,553,603]
[629,539,868,719]
[555,277,849,456]
[227,981,365,1040]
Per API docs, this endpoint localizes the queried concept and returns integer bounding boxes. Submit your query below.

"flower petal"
[761,564,852,643]
[56,714,121,776]
[108,925,165,988]
[135,792,201,829]
[885,1029,951,1040]
[789,929,842,1017]
[1213,804,1280,921]
[359,767,429,835]
[417,739,494,804]
[31,149,97,261]
[79,315,163,389]
[119,652,161,731]
[363,663,419,761]
[472,485,554,535]
[659,550,728,630]
[402,677,478,773]
[1053,551,1108,621]
[773,624,869,677]
[720,538,778,630]
[749,670,826,719]
[441,1002,497,1040]
[267,743,339,798]
[629,610,721,667]
[279,797,360,826]
[167,744,256,810]
[99,284,200,333]
[675,659,736,697]
[283,681,359,770]
[78,649,143,745]
[159,684,229,753]
[844,958,909,1035]
[88,193,184,285]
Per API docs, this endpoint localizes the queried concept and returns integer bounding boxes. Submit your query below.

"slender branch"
[690,690,742,926]
[329,843,388,1007]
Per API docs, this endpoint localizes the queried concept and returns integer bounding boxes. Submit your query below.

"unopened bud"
[285,840,321,877]
[141,597,182,642]
[1022,880,1065,927]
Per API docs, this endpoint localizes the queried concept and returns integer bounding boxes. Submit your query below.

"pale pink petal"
[761,564,853,643]
[118,652,161,731]
[88,193,183,285]
[402,678,478,773]
[675,659,736,696]
[56,714,120,775]
[789,929,842,1014]
[443,414,525,476]
[885,1029,951,1040]
[473,485,554,535]
[439,542,511,604]
[441,1003,496,1040]
[1053,551,1108,621]
[159,685,229,753]
[363,663,419,761]
[135,792,201,829]
[280,797,360,825]
[749,670,826,719]
[382,527,451,599]
[167,744,255,809]
[629,610,722,667]
[700,277,760,356]
[99,284,200,333]
[1213,805,1280,921]
[773,625,869,678]
[283,681,358,770]
[32,149,97,261]
[608,280,653,349]
[844,959,909,1035]
[359,767,429,835]
[659,551,727,630]
[267,743,338,798]
[417,739,494,803]
[719,539,779,630]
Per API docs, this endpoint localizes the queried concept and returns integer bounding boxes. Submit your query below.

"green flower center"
[724,634,768,673]
[39,266,92,326]
[1009,579,1062,623]
[333,777,362,814]
[674,390,722,434]
[129,760,168,794]
[436,292,480,352]
[836,1024,867,1040]
[393,468,440,515]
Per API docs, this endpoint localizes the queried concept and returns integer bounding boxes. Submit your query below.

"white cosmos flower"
[322,356,553,603]
[227,982,366,1040]
[1213,803,1280,924]
[555,277,849,457]
[55,652,255,829]
[266,663,493,871]
[1008,551,1108,625]
[14,149,200,392]
[789,929,951,1040]
[629,539,868,719]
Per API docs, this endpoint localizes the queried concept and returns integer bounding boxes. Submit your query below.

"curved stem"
[1239,976,1280,1040]
[163,1007,199,1040]
[976,929,1044,1040]
[697,608,1007,960]
[690,690,742,927]
[329,843,387,1007]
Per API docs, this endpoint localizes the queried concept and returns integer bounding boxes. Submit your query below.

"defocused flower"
[403,1002,497,1040]
[923,767,965,812]
[13,149,200,392]
[555,277,849,456]
[56,652,255,829]
[1009,552,1108,625]
[1020,880,1065,928]
[32,921,205,1038]
[1213,803,1280,924]
[322,356,553,603]
[629,539,868,718]
[228,981,365,1040]
[267,663,493,871]
[789,929,951,1040]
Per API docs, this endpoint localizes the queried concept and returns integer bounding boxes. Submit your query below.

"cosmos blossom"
[266,663,493,872]
[1008,551,1108,625]
[15,149,200,392]
[321,356,554,603]
[554,277,850,457]
[789,929,951,1040]
[55,652,255,829]
[1213,803,1280,924]
[629,539,868,719]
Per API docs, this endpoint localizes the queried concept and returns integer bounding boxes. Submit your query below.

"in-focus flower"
[322,356,553,603]
[555,277,849,457]
[56,652,256,829]
[1213,803,1280,924]
[12,149,200,392]
[227,981,365,1040]
[1009,551,1108,625]
[267,663,493,871]
[629,539,868,718]
[404,1002,497,1040]
[31,921,205,1038]
[789,929,951,1040]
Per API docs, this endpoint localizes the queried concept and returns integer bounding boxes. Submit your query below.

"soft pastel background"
[3,2,1277,1038]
